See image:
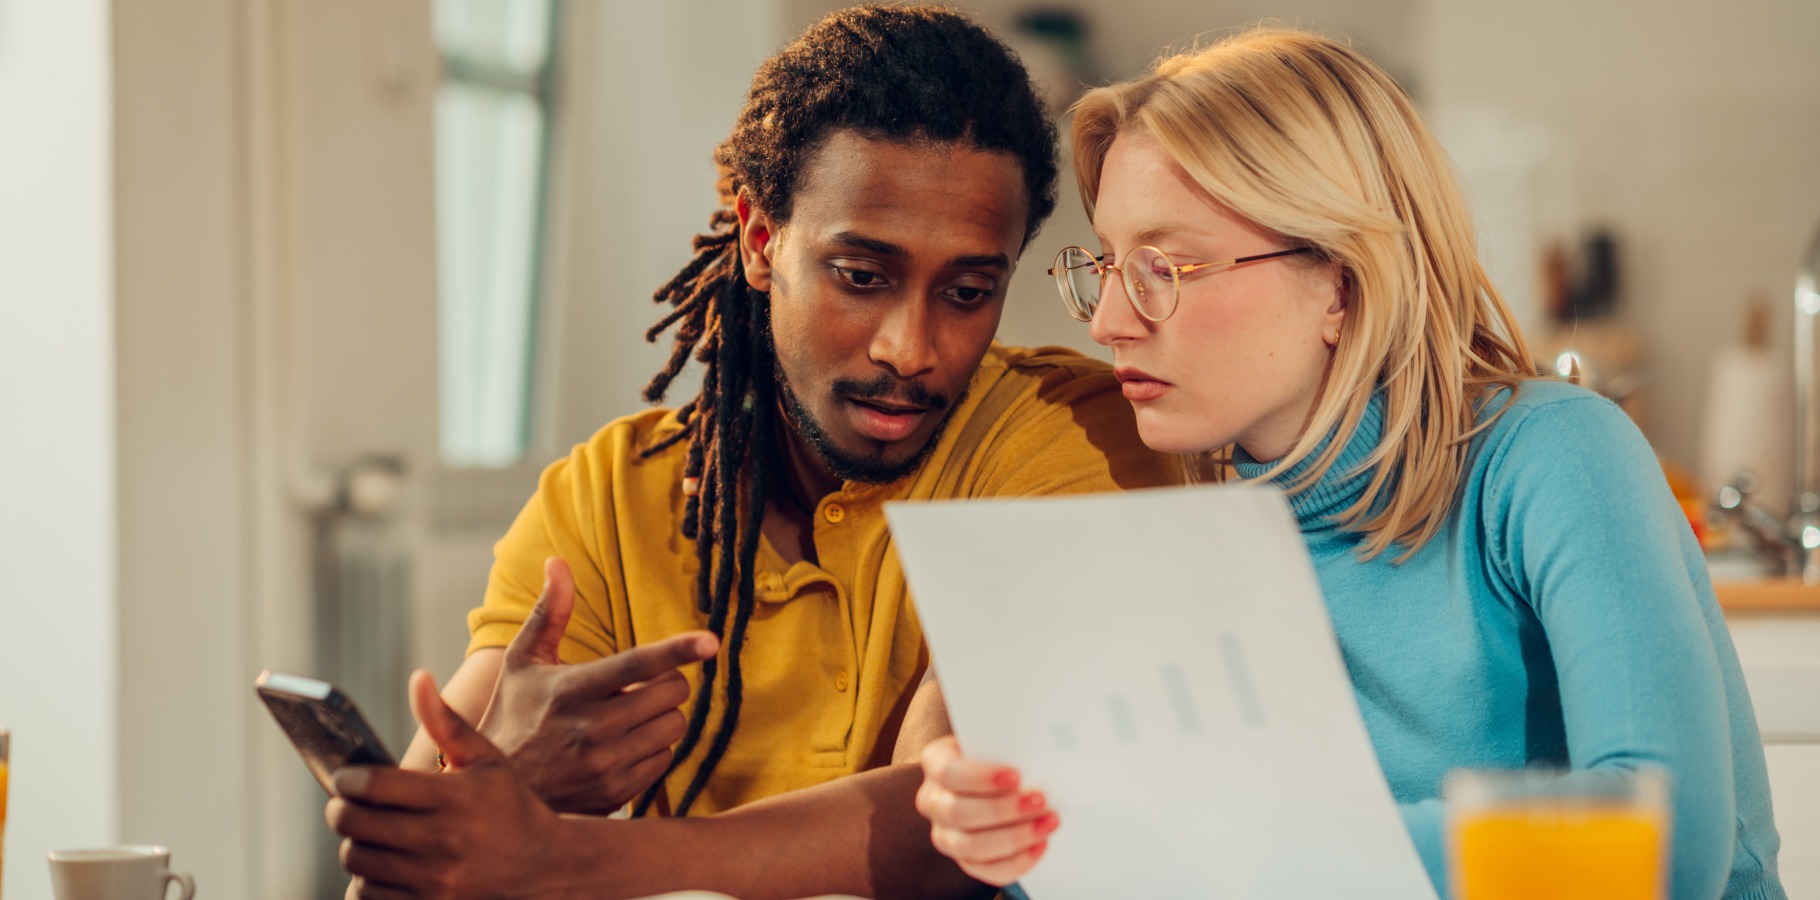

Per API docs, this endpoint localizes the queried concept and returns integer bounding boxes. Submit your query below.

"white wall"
[0,1,119,897]
[541,1,786,444]
[1,3,345,897]
[112,0,255,893]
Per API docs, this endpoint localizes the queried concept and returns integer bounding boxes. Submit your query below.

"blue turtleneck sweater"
[1232,380,1783,900]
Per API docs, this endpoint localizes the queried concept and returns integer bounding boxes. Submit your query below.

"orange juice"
[1,758,8,895]
[1455,806,1663,900]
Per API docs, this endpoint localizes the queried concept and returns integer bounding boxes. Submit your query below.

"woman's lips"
[1114,366,1173,402]
[847,399,929,442]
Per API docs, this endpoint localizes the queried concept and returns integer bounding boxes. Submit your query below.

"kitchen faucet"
[1717,220,1820,583]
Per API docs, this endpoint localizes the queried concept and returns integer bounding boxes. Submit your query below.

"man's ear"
[735,190,776,292]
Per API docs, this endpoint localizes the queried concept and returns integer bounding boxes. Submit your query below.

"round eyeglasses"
[1047,244,1316,323]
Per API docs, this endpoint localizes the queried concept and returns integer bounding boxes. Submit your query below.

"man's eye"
[836,267,886,288]
[949,285,994,305]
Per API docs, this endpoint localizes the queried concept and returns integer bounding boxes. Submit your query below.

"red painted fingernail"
[1019,791,1046,813]
[1031,841,1049,858]
[1035,812,1060,834]
[992,769,1019,790]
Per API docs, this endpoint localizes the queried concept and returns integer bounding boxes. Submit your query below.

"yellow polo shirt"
[467,343,1178,814]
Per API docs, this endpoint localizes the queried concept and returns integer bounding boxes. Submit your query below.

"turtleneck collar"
[1231,390,1387,530]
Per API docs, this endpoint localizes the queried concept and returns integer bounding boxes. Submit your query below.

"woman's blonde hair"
[1073,27,1539,560]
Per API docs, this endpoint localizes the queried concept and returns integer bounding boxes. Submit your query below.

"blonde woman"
[913,29,1784,900]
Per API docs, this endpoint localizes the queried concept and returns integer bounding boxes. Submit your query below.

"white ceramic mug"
[47,845,195,900]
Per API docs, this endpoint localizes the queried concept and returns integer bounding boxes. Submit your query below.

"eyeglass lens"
[1123,247,1177,320]
[1056,247,1101,320]
[1055,246,1180,322]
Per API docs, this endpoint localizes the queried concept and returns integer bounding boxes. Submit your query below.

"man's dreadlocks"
[632,4,1059,817]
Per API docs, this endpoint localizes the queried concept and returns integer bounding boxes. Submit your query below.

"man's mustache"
[831,373,950,411]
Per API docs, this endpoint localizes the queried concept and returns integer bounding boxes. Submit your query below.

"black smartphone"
[255,670,397,794]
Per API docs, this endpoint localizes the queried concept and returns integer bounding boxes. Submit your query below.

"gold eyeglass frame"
[1047,244,1315,323]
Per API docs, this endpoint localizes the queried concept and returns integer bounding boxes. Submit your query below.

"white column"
[0,1,118,898]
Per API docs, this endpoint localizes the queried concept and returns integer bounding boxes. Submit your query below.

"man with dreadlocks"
[326,5,1174,897]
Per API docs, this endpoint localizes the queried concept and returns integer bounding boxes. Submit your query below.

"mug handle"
[161,868,196,900]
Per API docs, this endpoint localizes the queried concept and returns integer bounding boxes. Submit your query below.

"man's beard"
[776,368,969,485]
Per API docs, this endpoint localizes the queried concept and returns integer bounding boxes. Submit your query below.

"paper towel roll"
[1700,345,1792,517]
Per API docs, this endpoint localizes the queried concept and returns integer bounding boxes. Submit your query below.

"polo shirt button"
[835,670,850,692]
[823,502,846,524]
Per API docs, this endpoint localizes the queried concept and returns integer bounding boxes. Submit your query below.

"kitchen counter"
[1713,578,1820,613]
[1714,578,1820,895]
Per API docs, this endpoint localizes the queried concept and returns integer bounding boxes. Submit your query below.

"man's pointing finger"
[562,630,720,696]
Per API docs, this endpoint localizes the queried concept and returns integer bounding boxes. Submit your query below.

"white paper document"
[886,484,1437,900]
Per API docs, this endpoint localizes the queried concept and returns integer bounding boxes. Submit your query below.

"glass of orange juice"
[1,726,9,899]
[1445,767,1670,900]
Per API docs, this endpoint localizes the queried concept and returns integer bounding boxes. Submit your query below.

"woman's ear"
[1321,266,1350,348]
[735,190,776,292]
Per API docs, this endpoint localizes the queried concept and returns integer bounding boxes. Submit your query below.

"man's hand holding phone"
[331,670,569,898]
[478,557,718,814]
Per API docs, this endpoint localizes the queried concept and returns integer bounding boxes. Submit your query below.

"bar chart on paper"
[1049,642,1261,755]
[887,485,1436,900]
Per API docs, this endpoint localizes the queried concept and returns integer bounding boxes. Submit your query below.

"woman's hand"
[915,735,1059,886]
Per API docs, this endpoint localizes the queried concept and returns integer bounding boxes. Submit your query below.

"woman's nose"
[1088,273,1149,346]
